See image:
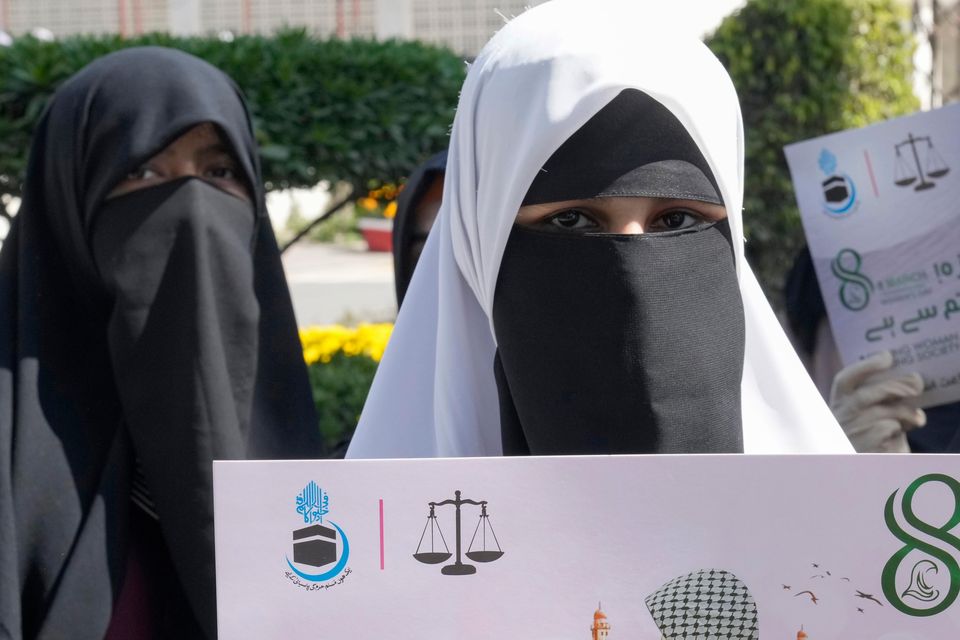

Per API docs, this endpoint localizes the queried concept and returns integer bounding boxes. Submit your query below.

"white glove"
[829,350,926,453]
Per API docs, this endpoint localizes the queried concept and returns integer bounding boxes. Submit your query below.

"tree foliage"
[706,0,918,302]
[0,30,465,205]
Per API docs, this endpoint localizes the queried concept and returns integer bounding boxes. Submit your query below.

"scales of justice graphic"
[894,132,950,191]
[413,490,504,575]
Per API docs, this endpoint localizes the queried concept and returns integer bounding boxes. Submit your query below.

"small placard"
[785,104,960,407]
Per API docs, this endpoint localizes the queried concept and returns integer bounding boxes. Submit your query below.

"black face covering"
[0,48,321,640]
[494,221,744,454]
[493,89,744,455]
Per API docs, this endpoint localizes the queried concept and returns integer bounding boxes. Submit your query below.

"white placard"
[784,104,960,407]
[215,455,960,638]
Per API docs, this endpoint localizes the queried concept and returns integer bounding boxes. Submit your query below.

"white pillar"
[374,0,413,40]
[167,0,202,35]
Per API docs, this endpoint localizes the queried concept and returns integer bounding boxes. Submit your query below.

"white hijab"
[348,0,853,458]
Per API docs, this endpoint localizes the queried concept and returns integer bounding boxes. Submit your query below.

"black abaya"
[0,47,322,639]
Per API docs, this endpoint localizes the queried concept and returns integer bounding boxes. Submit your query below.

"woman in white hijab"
[347,0,853,458]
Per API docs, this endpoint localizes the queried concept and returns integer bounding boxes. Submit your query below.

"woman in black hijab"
[392,150,447,306]
[0,47,322,639]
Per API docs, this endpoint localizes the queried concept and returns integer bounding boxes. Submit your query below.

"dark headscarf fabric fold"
[0,47,321,640]
[392,150,447,306]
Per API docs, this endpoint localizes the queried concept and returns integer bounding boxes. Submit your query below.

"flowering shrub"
[356,182,401,219]
[299,324,393,455]
[300,323,393,364]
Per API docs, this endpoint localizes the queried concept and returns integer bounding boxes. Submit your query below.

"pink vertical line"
[0,0,9,32]
[378,499,385,570]
[863,149,879,198]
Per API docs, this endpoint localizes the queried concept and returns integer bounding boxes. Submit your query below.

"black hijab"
[784,245,825,358]
[0,47,321,639]
[392,150,448,306]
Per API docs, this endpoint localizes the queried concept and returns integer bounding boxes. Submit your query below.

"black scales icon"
[413,490,504,575]
[894,132,950,191]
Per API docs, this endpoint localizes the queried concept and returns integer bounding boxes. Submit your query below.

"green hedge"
[1,11,920,301]
[307,353,379,455]
[0,30,465,205]
[706,0,918,302]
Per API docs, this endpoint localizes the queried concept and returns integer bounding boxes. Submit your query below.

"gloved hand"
[829,350,926,453]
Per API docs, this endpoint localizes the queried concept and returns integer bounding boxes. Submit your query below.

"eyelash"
[544,207,707,232]
[125,164,240,181]
[206,166,238,180]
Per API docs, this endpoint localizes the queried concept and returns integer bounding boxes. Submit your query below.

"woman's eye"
[127,166,160,180]
[547,209,596,231]
[206,166,239,180]
[656,210,700,231]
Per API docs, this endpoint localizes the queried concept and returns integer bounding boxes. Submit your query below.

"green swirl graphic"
[831,248,874,311]
[881,474,960,616]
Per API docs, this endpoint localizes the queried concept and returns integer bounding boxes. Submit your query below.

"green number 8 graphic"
[831,248,874,312]
[881,474,960,616]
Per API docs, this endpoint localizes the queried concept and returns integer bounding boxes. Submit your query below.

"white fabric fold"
[348,0,853,458]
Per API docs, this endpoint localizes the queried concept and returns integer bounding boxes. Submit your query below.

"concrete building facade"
[0,0,547,55]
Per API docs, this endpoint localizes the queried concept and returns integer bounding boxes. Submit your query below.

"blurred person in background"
[392,150,447,307]
[785,246,960,452]
[347,0,852,460]
[0,48,322,639]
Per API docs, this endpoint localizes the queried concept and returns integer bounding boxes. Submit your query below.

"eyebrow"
[197,142,239,161]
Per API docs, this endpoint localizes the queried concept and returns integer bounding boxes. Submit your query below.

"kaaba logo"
[818,149,857,216]
[284,481,351,583]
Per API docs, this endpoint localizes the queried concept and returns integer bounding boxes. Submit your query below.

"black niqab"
[493,89,744,455]
[0,47,321,639]
[522,90,721,206]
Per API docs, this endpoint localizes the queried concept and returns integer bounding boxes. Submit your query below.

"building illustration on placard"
[590,603,610,640]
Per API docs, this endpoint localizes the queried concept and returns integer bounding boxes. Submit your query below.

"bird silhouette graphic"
[795,590,819,605]
[841,577,851,582]
[782,584,791,590]
[812,563,820,568]
[857,607,864,613]
[810,574,826,579]
[855,591,884,607]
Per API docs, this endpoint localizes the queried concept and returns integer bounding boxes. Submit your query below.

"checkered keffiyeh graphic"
[644,569,759,639]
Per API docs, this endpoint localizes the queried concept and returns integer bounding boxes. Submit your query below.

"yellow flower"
[299,323,394,365]
[383,201,397,219]
[359,197,379,212]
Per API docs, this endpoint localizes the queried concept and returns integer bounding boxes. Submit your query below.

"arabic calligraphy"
[863,294,960,343]
[296,481,330,525]
[284,567,352,591]
[933,256,960,284]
